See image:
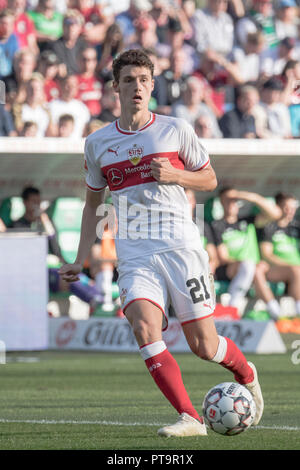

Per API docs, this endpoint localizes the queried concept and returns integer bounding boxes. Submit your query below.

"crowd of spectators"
[0,0,300,139]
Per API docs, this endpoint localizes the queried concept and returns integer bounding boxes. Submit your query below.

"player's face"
[114,66,154,113]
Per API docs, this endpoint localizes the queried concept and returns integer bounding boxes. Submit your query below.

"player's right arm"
[58,188,106,282]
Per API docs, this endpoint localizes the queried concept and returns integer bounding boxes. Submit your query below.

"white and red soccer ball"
[202,382,256,436]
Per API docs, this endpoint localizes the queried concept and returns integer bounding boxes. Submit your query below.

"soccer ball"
[202,382,256,436]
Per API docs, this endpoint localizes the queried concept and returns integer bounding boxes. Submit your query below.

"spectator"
[128,13,169,58]
[96,0,130,15]
[96,23,124,82]
[211,187,281,310]
[236,0,278,50]
[176,0,197,41]
[171,76,222,138]
[164,16,199,75]
[37,50,61,101]
[150,0,172,44]
[76,46,103,117]
[97,79,121,122]
[8,0,39,53]
[260,36,298,76]
[275,0,298,41]
[83,118,109,136]
[283,63,300,137]
[142,47,167,111]
[190,0,234,56]
[47,9,86,75]
[219,85,258,138]
[231,32,265,83]
[27,0,64,49]
[57,113,75,137]
[259,76,292,138]
[254,192,300,320]
[74,0,114,45]
[116,0,153,46]
[0,103,17,136]
[3,48,37,109]
[48,74,90,138]
[193,50,244,117]
[0,9,20,80]
[194,114,216,138]
[20,120,38,136]
[153,48,189,114]
[12,73,53,136]
[280,59,300,106]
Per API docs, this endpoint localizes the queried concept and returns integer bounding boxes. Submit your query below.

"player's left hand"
[150,158,179,184]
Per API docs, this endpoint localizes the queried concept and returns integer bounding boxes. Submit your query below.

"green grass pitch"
[0,334,299,451]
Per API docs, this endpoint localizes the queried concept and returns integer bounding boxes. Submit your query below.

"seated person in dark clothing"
[254,192,300,320]
[0,103,17,136]
[45,10,87,76]
[211,187,281,310]
[218,85,259,138]
[9,186,103,308]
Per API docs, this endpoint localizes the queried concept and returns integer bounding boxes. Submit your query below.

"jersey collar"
[115,113,155,135]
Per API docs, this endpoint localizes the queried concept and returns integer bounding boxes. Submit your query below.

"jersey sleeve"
[84,137,107,192]
[177,119,210,171]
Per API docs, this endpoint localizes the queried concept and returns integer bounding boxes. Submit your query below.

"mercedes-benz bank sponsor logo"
[84,321,136,347]
[107,168,124,186]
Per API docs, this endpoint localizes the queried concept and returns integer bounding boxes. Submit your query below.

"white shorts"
[117,248,216,330]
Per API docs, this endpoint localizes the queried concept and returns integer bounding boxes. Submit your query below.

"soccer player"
[59,49,263,437]
[254,192,300,319]
[212,187,282,310]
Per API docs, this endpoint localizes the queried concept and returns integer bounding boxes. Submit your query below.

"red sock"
[220,337,254,384]
[141,342,201,421]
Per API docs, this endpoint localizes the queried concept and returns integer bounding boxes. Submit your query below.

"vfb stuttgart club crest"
[128,144,144,166]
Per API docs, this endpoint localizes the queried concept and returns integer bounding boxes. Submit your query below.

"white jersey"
[84,113,210,262]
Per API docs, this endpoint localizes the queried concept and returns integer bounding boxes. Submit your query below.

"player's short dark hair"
[112,49,154,84]
[275,192,295,206]
[21,186,40,201]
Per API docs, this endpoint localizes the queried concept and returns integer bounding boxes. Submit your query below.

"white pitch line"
[255,425,300,432]
[0,419,162,427]
[0,419,299,432]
